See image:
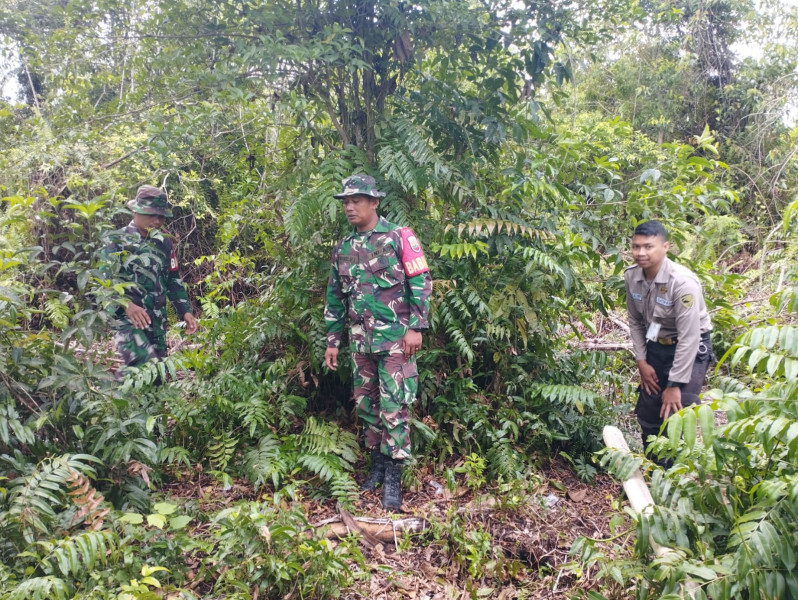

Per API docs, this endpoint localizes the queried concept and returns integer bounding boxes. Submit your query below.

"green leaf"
[147,514,167,529]
[153,502,177,515]
[682,563,718,580]
[118,513,144,525]
[169,515,191,530]
[682,407,696,451]
[77,270,89,292]
[698,404,715,446]
[668,413,683,452]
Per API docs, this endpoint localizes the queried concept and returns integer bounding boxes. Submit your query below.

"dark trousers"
[635,334,714,448]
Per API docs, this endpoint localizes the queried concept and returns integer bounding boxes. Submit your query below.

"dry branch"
[578,342,632,351]
[313,514,427,544]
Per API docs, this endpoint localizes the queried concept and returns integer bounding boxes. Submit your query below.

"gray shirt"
[625,257,712,383]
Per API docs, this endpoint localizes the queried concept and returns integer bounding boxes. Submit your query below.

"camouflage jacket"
[325,217,432,354]
[101,222,192,323]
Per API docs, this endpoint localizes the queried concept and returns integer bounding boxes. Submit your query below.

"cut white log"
[602,426,699,598]
[602,426,657,521]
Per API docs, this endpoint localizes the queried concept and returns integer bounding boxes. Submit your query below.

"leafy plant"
[573,250,798,599]
[210,501,364,598]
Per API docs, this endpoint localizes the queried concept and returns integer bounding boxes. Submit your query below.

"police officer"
[324,174,432,510]
[625,220,713,460]
[102,185,198,373]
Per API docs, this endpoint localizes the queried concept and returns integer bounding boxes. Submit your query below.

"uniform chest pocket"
[337,259,358,293]
[653,297,676,326]
[369,251,403,288]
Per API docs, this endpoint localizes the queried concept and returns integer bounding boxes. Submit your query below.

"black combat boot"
[361,450,386,491]
[382,458,403,510]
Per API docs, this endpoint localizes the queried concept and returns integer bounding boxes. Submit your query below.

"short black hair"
[633,220,668,241]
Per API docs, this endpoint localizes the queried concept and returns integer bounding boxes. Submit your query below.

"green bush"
[573,256,798,599]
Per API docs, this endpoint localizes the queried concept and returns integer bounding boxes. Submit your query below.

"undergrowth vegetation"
[573,202,798,599]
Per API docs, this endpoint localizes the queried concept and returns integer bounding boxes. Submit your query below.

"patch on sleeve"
[170,246,179,272]
[680,294,694,308]
[400,227,429,277]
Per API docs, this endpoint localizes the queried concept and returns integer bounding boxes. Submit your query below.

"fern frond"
[158,445,192,467]
[0,400,35,447]
[4,454,101,542]
[298,454,346,482]
[1,576,70,600]
[34,530,118,578]
[486,439,524,478]
[532,383,598,414]
[243,435,287,489]
[199,296,222,320]
[518,246,564,276]
[44,298,71,330]
[599,447,644,482]
[296,417,359,465]
[207,432,239,472]
[65,468,110,531]
[118,354,188,390]
[238,396,273,438]
[329,475,359,510]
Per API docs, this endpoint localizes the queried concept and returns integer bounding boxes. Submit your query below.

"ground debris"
[162,456,630,598]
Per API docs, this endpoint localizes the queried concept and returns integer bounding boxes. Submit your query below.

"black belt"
[654,331,711,346]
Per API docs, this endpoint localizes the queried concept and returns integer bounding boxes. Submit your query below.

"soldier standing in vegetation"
[324,174,432,510]
[102,185,198,374]
[624,220,713,462]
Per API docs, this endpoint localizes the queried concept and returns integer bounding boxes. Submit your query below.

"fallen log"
[313,513,427,545]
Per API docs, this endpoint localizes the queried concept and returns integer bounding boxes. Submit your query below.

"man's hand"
[660,386,683,420]
[325,347,339,371]
[402,329,423,357]
[126,302,151,330]
[184,313,198,335]
[637,359,661,395]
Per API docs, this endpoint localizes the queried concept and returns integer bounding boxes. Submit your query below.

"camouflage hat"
[127,185,173,218]
[333,174,386,199]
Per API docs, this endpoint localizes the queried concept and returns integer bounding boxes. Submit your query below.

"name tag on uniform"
[646,322,661,341]
[656,296,673,306]
[631,292,642,301]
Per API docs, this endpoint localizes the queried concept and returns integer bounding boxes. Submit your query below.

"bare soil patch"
[162,458,630,599]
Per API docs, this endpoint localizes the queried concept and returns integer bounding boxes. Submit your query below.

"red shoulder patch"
[169,245,179,272]
[400,227,429,277]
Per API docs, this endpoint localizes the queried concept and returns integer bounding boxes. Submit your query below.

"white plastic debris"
[543,493,559,508]
[429,480,445,496]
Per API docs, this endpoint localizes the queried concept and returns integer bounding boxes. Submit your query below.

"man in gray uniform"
[624,220,713,456]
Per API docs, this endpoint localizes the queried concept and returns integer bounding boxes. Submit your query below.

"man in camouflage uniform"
[102,185,198,375]
[324,174,432,510]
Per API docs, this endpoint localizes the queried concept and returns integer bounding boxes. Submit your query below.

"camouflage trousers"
[352,351,418,460]
[114,320,168,369]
